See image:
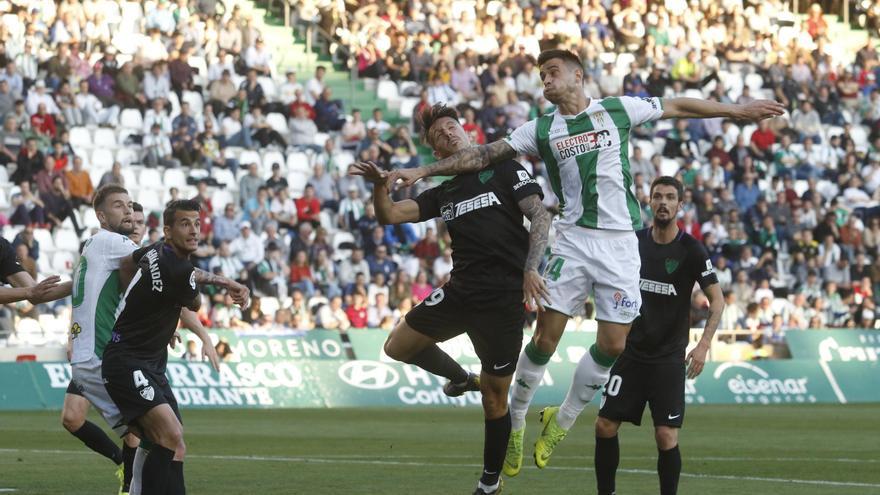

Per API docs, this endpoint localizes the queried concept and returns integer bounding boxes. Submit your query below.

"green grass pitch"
[1,405,878,494]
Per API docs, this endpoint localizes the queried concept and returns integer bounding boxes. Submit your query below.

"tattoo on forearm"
[424,141,516,177]
[193,268,228,287]
[519,195,552,272]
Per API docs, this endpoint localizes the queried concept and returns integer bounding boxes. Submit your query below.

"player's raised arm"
[686,282,724,379]
[350,161,421,224]
[518,194,553,311]
[0,273,63,304]
[387,140,517,188]
[192,268,250,308]
[661,97,785,121]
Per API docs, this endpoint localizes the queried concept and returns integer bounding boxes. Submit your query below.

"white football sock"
[556,348,613,430]
[128,446,149,495]
[509,350,548,431]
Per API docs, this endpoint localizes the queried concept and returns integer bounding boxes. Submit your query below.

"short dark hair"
[417,103,459,147]
[649,176,685,201]
[537,49,583,71]
[163,199,201,227]
[132,202,143,213]
[93,184,129,210]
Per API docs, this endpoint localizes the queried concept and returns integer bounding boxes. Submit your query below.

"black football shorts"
[101,354,182,427]
[404,282,525,377]
[598,353,686,428]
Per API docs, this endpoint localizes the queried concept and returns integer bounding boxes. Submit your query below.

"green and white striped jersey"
[504,96,663,231]
[70,229,139,364]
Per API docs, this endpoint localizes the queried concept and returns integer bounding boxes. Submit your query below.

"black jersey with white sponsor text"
[414,160,543,293]
[625,228,718,363]
[104,242,197,371]
[0,237,25,284]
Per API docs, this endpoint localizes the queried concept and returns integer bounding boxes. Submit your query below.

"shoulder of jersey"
[636,227,651,241]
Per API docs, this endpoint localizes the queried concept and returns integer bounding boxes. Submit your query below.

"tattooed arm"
[193,268,251,308]
[518,194,553,311]
[387,140,518,187]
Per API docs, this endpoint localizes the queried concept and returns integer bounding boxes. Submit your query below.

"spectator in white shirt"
[427,75,458,105]
[25,80,60,116]
[143,98,172,134]
[244,38,272,76]
[278,71,303,105]
[305,66,326,105]
[207,49,236,82]
[367,292,393,328]
[75,80,119,126]
[515,58,542,98]
[229,220,265,268]
[208,240,245,279]
[142,123,180,168]
[365,108,391,134]
[221,107,255,148]
[138,29,169,65]
[433,248,453,283]
[143,61,171,103]
[0,61,24,99]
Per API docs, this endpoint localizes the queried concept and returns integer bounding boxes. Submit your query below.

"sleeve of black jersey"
[498,160,543,202]
[165,258,199,307]
[688,238,719,290]
[0,238,24,284]
[413,186,442,222]
[132,244,155,264]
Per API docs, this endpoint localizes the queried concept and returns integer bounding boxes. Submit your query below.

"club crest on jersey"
[665,258,680,274]
[440,203,454,221]
[140,386,155,401]
[555,129,613,159]
[190,271,196,290]
[478,169,494,184]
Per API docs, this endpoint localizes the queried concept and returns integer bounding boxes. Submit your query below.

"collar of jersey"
[556,98,595,119]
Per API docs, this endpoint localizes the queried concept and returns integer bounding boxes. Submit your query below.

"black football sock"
[70,421,123,464]
[166,460,186,495]
[404,344,468,383]
[480,411,511,487]
[141,445,174,495]
[657,445,681,495]
[595,435,619,495]
[122,443,137,489]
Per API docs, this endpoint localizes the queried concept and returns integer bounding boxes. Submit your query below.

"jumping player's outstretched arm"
[686,282,724,379]
[0,272,65,304]
[386,140,517,188]
[350,161,421,224]
[192,268,250,308]
[661,98,786,121]
[518,194,553,311]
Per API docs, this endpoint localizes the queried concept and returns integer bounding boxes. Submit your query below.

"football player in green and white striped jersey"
[387,49,784,475]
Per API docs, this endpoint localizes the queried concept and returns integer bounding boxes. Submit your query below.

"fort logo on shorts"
[612,291,638,311]
[140,385,155,401]
[554,130,613,159]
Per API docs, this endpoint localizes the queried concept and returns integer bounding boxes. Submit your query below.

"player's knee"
[61,409,85,432]
[480,389,508,419]
[532,332,560,354]
[595,417,620,438]
[597,339,625,359]
[382,337,406,362]
[123,433,140,449]
[654,427,678,450]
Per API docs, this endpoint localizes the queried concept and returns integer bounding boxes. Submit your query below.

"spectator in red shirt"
[806,4,828,40]
[295,184,322,226]
[289,250,316,297]
[289,88,316,120]
[413,227,440,261]
[462,107,486,144]
[192,179,214,236]
[749,119,776,162]
[705,135,731,167]
[30,103,57,139]
[410,270,433,303]
[345,292,369,328]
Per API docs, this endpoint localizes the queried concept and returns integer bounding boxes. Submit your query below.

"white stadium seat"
[93,128,118,149]
[262,150,286,171]
[53,229,80,252]
[138,168,163,189]
[69,127,92,149]
[211,189,234,210]
[119,109,144,130]
[33,228,55,253]
[266,113,288,134]
[287,152,312,175]
[213,168,238,191]
[52,251,76,273]
[137,189,163,212]
[91,148,115,169]
[238,150,262,169]
[163,168,187,189]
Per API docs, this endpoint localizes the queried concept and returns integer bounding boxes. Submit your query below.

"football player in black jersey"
[102,200,248,495]
[593,176,725,495]
[351,104,552,495]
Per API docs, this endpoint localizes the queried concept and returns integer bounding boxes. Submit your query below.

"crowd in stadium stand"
[1,0,880,353]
